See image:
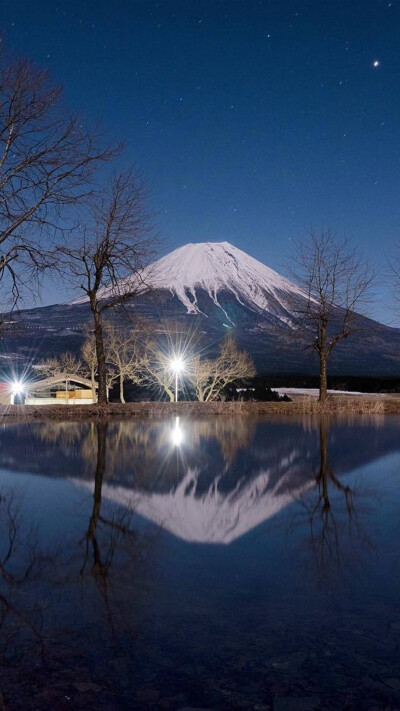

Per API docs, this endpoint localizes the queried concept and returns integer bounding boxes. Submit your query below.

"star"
[373,60,380,68]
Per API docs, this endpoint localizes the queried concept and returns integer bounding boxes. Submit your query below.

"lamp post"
[169,357,184,402]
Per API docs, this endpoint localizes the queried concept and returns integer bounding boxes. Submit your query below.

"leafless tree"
[290,230,373,401]
[37,351,85,379]
[56,169,157,404]
[143,333,255,401]
[105,322,148,403]
[81,328,98,401]
[188,335,255,401]
[82,327,119,401]
[0,55,115,317]
[142,338,177,401]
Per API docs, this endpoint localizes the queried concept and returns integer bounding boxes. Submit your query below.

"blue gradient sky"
[1,0,399,322]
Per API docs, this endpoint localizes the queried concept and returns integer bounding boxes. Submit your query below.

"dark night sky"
[1,0,399,322]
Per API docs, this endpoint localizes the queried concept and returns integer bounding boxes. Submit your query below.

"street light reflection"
[171,416,184,447]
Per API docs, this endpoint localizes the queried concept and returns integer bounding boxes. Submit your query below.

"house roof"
[26,373,98,391]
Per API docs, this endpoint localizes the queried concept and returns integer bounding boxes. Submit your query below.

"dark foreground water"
[1,415,400,710]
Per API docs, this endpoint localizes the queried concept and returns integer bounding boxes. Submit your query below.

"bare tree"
[142,338,177,401]
[81,329,98,402]
[290,230,373,402]
[56,170,156,404]
[188,335,256,401]
[105,322,148,403]
[143,334,255,401]
[0,55,115,315]
[37,352,85,378]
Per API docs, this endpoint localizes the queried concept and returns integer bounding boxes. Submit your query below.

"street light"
[169,356,185,402]
[11,380,24,404]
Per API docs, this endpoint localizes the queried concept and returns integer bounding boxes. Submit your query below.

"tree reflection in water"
[79,420,147,636]
[30,416,382,555]
[0,416,399,708]
[293,415,370,580]
[0,422,154,709]
[0,489,47,660]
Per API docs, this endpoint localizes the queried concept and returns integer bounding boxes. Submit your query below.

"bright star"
[373,60,380,68]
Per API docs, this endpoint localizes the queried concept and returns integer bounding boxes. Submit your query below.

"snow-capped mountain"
[4,240,400,375]
[67,415,400,544]
[71,467,310,544]
[93,241,305,327]
[2,416,400,544]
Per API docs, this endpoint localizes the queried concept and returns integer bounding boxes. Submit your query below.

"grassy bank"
[1,395,400,422]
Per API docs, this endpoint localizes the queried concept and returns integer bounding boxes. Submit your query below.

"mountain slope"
[3,240,400,375]
[96,241,306,326]
[71,468,311,544]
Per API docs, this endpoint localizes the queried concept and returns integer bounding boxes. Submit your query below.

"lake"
[1,415,400,710]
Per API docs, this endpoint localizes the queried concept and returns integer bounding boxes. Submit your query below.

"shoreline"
[1,395,400,422]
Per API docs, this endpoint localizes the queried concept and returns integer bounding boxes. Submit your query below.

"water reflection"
[0,423,153,709]
[78,420,151,644]
[1,416,400,709]
[1,416,399,548]
[170,415,184,447]
[292,416,371,580]
[0,489,46,657]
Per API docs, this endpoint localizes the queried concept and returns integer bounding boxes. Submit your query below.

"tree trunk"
[91,367,97,403]
[319,324,328,402]
[92,307,108,405]
[319,352,328,402]
[119,372,125,404]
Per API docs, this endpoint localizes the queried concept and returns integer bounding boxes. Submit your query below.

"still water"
[0,415,400,710]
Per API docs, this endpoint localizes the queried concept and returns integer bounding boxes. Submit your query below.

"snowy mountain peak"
[70,240,305,326]
[71,468,309,544]
[109,240,304,321]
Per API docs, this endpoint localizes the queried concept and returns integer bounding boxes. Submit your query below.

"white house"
[24,374,98,405]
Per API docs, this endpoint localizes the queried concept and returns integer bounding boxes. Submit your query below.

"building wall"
[25,397,95,405]
[0,393,13,406]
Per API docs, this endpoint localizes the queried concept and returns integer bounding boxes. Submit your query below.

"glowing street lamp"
[11,380,24,404]
[169,356,185,402]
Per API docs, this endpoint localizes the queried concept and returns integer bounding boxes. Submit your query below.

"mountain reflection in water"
[3,414,397,543]
[0,415,400,710]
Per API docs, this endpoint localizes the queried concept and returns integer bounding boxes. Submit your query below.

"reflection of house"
[25,374,97,405]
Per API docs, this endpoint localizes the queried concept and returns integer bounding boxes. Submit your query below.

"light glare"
[170,357,185,373]
[12,381,24,396]
[171,416,183,447]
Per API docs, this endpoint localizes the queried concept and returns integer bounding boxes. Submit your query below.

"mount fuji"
[87,240,306,328]
[3,416,400,544]
[3,241,400,375]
